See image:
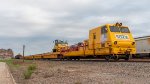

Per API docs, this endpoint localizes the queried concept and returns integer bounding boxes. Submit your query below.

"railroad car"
[24,55,34,60]
[24,22,136,61]
[135,36,150,58]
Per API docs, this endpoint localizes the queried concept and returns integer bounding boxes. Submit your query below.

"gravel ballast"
[11,59,150,84]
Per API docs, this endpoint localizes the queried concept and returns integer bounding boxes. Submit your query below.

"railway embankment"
[1,59,150,84]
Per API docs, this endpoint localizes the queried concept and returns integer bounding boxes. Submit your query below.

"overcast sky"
[0,0,149,55]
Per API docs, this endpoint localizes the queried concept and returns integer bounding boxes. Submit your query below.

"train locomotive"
[24,23,136,61]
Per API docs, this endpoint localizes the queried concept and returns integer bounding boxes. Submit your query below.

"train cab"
[89,22,136,60]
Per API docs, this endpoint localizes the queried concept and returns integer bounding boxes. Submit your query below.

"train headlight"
[114,41,117,45]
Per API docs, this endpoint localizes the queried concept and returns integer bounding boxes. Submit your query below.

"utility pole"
[23,45,25,62]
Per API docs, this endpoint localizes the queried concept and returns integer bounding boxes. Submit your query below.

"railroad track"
[39,58,150,62]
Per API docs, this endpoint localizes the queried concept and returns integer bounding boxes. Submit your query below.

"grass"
[0,59,39,79]
[24,64,37,79]
[0,59,33,69]
[0,59,20,68]
[0,59,14,64]
[0,59,36,79]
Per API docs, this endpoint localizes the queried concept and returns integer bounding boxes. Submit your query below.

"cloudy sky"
[0,0,149,55]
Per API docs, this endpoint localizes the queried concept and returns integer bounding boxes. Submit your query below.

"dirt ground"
[10,59,150,84]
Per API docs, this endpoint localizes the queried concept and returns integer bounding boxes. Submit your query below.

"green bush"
[24,64,36,79]
[23,70,33,79]
[28,64,36,71]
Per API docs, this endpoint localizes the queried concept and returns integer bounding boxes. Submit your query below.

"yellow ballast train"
[24,22,136,61]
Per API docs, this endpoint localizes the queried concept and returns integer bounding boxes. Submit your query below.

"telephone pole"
[23,45,25,62]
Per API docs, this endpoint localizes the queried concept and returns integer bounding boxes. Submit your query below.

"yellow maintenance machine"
[63,22,136,60]
[24,22,136,61]
[52,40,68,52]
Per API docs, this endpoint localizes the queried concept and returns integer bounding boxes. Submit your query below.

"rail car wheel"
[60,58,64,61]
[77,58,80,60]
[113,56,119,61]
[67,57,72,61]
[105,56,110,61]
[124,55,130,61]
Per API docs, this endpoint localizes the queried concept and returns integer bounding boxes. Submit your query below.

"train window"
[93,34,96,39]
[101,26,107,43]
[120,27,130,33]
[110,26,120,32]
[101,26,107,34]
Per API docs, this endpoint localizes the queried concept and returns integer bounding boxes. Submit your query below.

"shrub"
[23,70,33,79]
[24,64,36,79]
[28,64,36,71]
